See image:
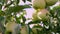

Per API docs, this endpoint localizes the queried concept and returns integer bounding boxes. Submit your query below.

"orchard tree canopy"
[0,0,60,34]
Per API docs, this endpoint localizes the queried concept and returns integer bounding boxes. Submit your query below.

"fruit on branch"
[6,22,16,31]
[32,24,43,34]
[45,0,57,6]
[32,0,46,9]
[37,9,50,21]
[20,25,28,34]
[5,21,17,33]
[32,10,40,21]
[32,9,50,21]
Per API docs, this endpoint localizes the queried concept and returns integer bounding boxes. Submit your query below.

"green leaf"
[28,20,41,25]
[27,0,31,2]
[22,16,26,23]
[5,31,12,34]
[53,6,60,10]
[0,16,5,34]
[15,0,20,4]
[0,16,6,25]
[0,16,5,21]
[6,5,31,14]
[0,4,2,9]
[52,6,60,21]
[33,25,42,29]
[3,0,8,4]
[16,17,21,24]
[0,0,4,4]
[0,10,5,16]
[22,0,26,3]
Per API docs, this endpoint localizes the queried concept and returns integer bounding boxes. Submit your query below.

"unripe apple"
[5,21,17,32]
[32,24,43,34]
[37,9,50,21]
[45,0,57,6]
[20,25,28,34]
[32,0,46,9]
[32,28,37,34]
[32,9,50,21]
[32,10,40,21]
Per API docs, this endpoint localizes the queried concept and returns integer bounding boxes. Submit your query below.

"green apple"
[45,0,57,6]
[32,0,46,9]
[37,9,50,21]
[32,12,38,21]
[20,25,28,34]
[5,21,17,32]
[32,9,50,21]
[32,10,40,21]
[32,28,37,34]
[31,24,43,34]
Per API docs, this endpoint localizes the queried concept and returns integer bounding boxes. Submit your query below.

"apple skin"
[6,22,16,31]
[5,21,17,33]
[45,0,57,6]
[37,9,50,21]
[32,10,40,21]
[32,0,46,9]
[32,9,50,21]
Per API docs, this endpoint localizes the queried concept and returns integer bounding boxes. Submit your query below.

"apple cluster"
[32,0,58,21]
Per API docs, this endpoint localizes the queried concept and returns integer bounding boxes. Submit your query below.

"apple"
[45,0,57,6]
[32,0,46,9]
[32,9,50,21]
[5,21,17,32]
[37,9,50,21]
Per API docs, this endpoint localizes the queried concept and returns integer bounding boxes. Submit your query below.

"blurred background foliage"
[0,0,60,34]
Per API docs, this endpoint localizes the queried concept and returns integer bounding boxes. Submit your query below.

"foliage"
[0,0,60,34]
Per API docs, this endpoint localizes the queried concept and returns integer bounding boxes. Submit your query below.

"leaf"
[0,0,4,4]
[5,31,12,34]
[33,25,42,29]
[28,20,41,25]
[0,16,5,34]
[27,0,31,2]
[3,0,8,4]
[0,16,5,21]
[53,6,60,10]
[16,17,21,24]
[22,16,26,23]
[0,16,6,25]
[15,0,20,4]
[52,6,60,21]
[22,0,26,3]
[6,5,31,14]
[0,4,2,9]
